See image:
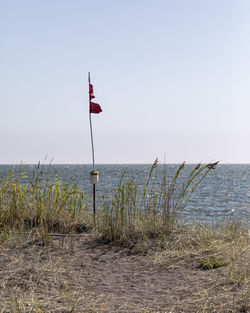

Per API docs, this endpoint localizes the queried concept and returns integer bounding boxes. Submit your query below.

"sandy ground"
[0,234,249,313]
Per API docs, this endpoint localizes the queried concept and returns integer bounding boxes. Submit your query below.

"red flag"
[89,84,95,99]
[89,82,102,114]
[90,102,102,114]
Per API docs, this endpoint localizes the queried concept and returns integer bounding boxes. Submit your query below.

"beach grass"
[96,159,219,248]
[1,159,218,245]
[0,161,249,312]
[0,164,91,243]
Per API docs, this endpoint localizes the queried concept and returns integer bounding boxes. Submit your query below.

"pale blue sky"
[1,0,249,164]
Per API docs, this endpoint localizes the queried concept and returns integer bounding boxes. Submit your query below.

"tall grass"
[97,160,219,245]
[0,160,219,245]
[0,164,90,237]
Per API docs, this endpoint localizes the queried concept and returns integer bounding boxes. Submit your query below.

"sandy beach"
[1,233,249,313]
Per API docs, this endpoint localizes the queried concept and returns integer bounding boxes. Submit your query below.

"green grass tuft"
[198,256,229,270]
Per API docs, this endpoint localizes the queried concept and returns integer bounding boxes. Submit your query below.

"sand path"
[1,235,246,312]
[63,237,212,312]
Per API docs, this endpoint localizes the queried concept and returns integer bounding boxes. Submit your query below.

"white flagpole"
[88,72,95,171]
[88,72,97,227]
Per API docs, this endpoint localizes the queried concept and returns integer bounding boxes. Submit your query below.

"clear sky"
[1,0,250,164]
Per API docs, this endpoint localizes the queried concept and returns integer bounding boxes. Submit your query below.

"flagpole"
[88,72,97,227]
[88,72,95,171]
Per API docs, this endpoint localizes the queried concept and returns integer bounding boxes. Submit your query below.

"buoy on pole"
[88,73,102,227]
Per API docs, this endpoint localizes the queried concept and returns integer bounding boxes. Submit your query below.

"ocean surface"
[0,164,249,224]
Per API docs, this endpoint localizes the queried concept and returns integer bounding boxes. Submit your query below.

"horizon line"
[0,162,249,166]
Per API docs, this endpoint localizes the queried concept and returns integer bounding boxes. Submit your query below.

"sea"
[0,164,249,225]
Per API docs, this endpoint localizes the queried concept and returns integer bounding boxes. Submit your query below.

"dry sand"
[0,234,249,313]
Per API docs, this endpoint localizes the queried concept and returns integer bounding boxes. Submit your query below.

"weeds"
[198,256,229,270]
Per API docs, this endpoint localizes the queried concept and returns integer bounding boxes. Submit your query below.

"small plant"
[198,256,229,270]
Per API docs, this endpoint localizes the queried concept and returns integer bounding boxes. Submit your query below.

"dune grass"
[0,164,91,243]
[97,159,219,247]
[1,160,219,245]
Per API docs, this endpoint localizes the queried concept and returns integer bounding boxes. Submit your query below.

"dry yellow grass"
[0,224,249,313]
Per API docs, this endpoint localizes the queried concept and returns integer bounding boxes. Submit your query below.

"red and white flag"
[89,83,102,114]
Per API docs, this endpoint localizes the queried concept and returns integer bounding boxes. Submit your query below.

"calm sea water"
[0,164,249,224]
